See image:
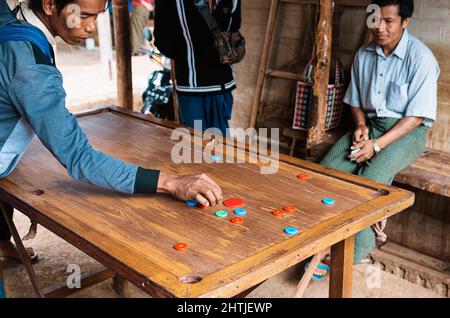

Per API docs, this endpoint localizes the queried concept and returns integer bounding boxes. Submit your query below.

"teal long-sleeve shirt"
[0,13,160,194]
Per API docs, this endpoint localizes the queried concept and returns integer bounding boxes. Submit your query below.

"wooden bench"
[284,126,449,198]
[394,149,450,198]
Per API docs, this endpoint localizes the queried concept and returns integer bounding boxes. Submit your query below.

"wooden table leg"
[112,275,128,295]
[0,204,44,298]
[43,268,114,298]
[329,235,354,298]
[292,250,327,298]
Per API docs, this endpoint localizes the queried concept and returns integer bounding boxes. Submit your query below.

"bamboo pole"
[113,0,133,110]
[306,0,334,150]
[249,0,280,129]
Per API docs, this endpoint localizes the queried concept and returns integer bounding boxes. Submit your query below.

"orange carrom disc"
[272,209,284,217]
[230,217,243,224]
[283,205,296,213]
[297,174,309,180]
[174,243,188,251]
[224,198,245,208]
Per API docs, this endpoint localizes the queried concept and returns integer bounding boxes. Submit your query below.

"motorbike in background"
[140,27,175,121]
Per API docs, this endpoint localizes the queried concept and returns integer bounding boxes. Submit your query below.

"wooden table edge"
[0,107,416,298]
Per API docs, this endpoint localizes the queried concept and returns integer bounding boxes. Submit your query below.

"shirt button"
[380,74,383,77]
[378,91,381,94]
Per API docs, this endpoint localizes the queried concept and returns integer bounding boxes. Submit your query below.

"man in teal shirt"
[0,0,223,261]
[318,0,440,271]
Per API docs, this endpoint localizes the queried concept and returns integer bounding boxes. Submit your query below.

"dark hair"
[29,0,75,15]
[371,0,414,20]
[29,0,110,15]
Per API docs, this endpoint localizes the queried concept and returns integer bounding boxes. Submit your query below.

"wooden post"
[171,60,180,124]
[97,11,113,81]
[113,0,133,110]
[329,235,354,298]
[306,0,334,152]
[249,0,280,129]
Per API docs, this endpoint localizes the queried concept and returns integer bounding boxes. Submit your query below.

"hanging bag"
[194,0,246,65]
[292,58,345,131]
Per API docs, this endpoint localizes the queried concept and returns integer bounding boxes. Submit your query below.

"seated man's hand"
[353,124,369,144]
[349,140,375,163]
[158,173,223,207]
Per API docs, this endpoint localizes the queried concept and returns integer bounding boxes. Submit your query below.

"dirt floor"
[57,38,157,114]
[1,41,445,299]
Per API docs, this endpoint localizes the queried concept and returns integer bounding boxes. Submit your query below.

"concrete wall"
[231,0,450,153]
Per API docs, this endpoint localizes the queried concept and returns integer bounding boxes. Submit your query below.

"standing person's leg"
[178,92,232,137]
[209,92,233,137]
[0,203,37,262]
[131,5,149,54]
[352,118,429,263]
[177,95,209,131]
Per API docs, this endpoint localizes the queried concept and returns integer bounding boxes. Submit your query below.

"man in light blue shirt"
[0,0,223,263]
[320,0,440,267]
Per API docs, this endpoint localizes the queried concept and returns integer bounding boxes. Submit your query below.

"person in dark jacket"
[154,0,241,136]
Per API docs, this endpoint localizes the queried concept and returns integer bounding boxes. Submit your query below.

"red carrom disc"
[174,243,188,251]
[224,198,245,208]
[272,209,284,217]
[297,174,309,180]
[283,205,297,213]
[230,217,243,224]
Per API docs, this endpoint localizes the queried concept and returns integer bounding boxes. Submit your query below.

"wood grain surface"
[0,109,414,297]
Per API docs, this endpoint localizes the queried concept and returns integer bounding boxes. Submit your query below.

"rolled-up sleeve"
[404,54,440,126]
[343,50,362,108]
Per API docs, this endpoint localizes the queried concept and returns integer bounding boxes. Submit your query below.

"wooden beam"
[266,69,308,82]
[43,268,114,298]
[292,250,328,298]
[249,0,280,129]
[329,235,354,298]
[171,60,180,124]
[306,0,334,151]
[113,0,133,110]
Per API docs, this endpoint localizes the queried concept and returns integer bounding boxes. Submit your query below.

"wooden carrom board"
[0,107,414,298]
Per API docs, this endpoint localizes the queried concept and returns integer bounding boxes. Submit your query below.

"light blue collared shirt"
[344,29,440,127]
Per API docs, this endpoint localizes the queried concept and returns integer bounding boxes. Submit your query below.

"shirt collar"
[366,28,410,60]
[6,0,57,49]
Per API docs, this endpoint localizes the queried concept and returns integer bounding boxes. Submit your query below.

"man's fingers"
[357,155,369,164]
[212,187,223,204]
[199,174,223,203]
[194,194,210,207]
[351,142,364,150]
[203,190,217,206]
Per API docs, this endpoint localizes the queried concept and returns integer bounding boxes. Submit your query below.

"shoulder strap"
[193,0,222,35]
[0,24,54,65]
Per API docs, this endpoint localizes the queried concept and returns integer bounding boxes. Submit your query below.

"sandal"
[305,262,330,281]
[0,241,38,263]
